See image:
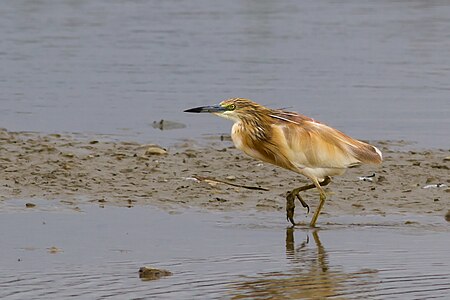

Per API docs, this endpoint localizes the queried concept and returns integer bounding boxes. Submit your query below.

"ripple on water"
[0,204,449,299]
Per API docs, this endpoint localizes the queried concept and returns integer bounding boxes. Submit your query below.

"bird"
[184,98,382,227]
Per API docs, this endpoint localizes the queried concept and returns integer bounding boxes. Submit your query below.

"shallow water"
[1,0,449,148]
[1,201,449,299]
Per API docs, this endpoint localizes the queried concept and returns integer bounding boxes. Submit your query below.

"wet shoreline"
[1,128,448,223]
[1,128,449,299]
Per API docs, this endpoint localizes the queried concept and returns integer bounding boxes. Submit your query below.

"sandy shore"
[1,128,449,221]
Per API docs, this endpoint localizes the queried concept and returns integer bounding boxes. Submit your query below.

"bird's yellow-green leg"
[286,176,331,226]
[309,185,327,227]
[309,176,331,227]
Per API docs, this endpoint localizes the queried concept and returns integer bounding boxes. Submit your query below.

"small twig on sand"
[190,175,269,191]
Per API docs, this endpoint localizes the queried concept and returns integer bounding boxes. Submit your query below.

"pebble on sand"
[445,210,450,222]
[144,145,168,155]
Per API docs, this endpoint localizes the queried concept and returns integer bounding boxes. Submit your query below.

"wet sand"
[1,128,449,222]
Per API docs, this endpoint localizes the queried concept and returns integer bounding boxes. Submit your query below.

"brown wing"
[269,110,382,168]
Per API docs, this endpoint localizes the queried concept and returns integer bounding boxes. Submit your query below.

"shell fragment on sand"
[358,173,376,182]
[422,183,448,189]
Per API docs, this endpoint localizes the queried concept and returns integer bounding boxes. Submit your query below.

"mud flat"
[0,128,449,221]
[0,129,450,218]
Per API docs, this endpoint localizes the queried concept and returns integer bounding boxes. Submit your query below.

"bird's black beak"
[184,105,226,113]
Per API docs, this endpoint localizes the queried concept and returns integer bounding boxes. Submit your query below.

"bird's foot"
[286,190,310,225]
[286,192,296,225]
[308,221,319,228]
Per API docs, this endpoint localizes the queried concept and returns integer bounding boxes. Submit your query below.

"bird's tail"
[350,141,383,165]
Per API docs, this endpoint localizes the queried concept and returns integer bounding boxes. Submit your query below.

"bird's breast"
[231,122,244,150]
[231,122,268,161]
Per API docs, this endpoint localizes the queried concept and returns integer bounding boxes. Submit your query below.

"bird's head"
[184,98,268,123]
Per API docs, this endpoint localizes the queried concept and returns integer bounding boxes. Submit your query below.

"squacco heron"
[185,98,382,227]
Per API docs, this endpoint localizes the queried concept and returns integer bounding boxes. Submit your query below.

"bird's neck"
[235,114,272,142]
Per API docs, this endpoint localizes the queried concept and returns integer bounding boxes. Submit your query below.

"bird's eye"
[228,104,236,111]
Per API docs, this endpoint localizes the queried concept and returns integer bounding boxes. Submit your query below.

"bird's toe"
[287,213,296,226]
[296,194,310,214]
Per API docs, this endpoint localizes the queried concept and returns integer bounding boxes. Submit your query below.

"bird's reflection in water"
[231,228,378,299]
[285,228,329,273]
